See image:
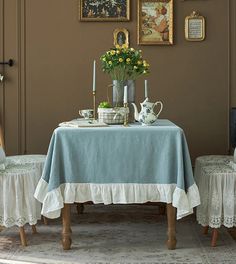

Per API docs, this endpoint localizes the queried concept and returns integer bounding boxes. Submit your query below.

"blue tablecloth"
[35,120,200,219]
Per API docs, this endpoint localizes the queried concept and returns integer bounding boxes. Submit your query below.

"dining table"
[34,119,200,250]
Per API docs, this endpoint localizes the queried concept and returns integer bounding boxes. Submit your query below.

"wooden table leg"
[166,203,177,250]
[62,203,72,250]
[159,203,166,215]
[211,228,218,247]
[203,226,209,235]
[19,226,27,246]
[76,203,84,215]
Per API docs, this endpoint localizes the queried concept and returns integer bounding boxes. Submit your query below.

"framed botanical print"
[79,0,130,21]
[113,28,129,48]
[137,0,173,45]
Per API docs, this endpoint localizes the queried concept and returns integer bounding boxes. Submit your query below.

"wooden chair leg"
[19,226,27,246]
[203,226,209,235]
[31,225,37,234]
[211,228,218,247]
[43,216,48,225]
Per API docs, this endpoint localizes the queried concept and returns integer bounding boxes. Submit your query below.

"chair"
[194,155,233,178]
[0,125,46,173]
[6,154,46,173]
[0,145,42,246]
[194,153,236,247]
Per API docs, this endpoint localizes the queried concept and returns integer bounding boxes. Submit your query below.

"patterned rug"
[0,204,236,264]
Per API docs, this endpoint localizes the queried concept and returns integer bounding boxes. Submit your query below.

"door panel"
[0,0,20,155]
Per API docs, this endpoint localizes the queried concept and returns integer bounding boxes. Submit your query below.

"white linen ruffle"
[34,179,200,220]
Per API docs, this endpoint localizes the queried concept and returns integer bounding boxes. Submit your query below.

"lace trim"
[197,213,236,228]
[0,215,39,228]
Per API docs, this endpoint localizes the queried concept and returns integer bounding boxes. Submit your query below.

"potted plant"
[97,101,129,125]
[100,47,150,106]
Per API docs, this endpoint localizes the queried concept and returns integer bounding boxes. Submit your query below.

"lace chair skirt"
[196,164,236,228]
[0,164,42,227]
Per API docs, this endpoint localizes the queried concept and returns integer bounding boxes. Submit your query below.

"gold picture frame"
[137,0,174,45]
[113,28,129,48]
[79,0,130,21]
[185,11,205,41]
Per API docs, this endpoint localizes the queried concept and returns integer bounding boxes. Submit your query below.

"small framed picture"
[113,28,129,48]
[185,11,205,41]
[137,0,174,45]
[79,0,130,21]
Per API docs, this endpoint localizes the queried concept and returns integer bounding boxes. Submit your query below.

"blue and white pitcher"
[132,98,163,126]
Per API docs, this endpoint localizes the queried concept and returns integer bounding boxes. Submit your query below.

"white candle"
[92,60,96,92]
[144,80,148,98]
[124,85,128,104]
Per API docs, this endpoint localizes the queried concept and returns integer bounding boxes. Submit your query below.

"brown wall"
[1,0,235,161]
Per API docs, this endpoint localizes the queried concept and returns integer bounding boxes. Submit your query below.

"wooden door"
[0,0,23,155]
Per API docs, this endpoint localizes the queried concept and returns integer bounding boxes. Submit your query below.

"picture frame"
[185,11,205,41]
[79,0,130,21]
[113,28,129,48]
[137,0,174,45]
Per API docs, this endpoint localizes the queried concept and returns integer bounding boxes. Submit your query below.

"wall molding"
[0,0,5,144]
[18,0,26,154]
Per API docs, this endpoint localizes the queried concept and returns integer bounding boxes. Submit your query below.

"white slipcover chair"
[0,126,46,173]
[194,150,236,247]
[0,145,42,246]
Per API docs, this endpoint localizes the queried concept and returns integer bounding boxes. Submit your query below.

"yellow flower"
[143,70,147,74]
[116,50,120,54]
[143,60,147,64]
[130,48,134,51]
[108,61,112,65]
[126,58,131,63]
[111,50,116,55]
[119,58,123,62]
[134,66,138,70]
[137,60,142,65]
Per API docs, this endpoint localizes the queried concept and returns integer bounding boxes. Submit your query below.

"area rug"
[0,205,236,264]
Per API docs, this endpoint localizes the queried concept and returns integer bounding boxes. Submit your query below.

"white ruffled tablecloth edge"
[34,178,200,220]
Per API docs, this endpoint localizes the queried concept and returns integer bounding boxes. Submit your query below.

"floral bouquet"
[100,47,150,81]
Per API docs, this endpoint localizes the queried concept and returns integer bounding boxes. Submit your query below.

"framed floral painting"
[79,0,130,21]
[137,0,173,45]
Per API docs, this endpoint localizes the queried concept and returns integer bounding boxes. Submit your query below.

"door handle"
[0,74,3,82]
[0,59,14,67]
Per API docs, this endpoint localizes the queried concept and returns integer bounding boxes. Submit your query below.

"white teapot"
[132,98,163,126]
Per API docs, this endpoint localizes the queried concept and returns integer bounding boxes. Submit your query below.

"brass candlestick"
[123,102,129,127]
[93,91,96,120]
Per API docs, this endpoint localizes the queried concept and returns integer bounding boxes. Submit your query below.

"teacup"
[79,109,94,119]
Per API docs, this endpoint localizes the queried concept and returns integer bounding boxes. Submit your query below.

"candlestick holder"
[93,91,96,120]
[123,103,129,127]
